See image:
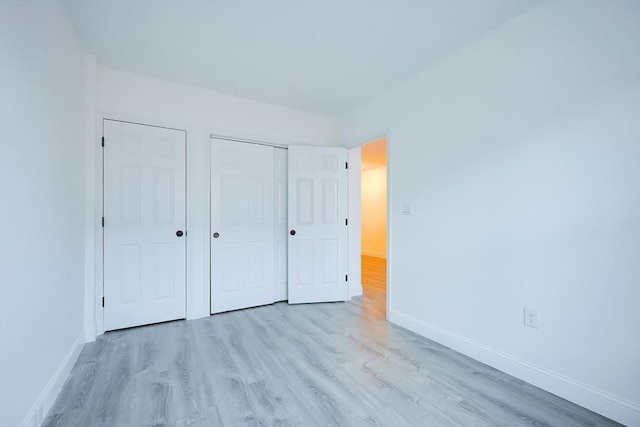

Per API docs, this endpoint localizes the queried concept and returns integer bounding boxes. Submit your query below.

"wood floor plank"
[43,256,620,426]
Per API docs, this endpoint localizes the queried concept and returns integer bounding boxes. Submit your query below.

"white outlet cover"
[524,307,538,328]
[402,203,413,215]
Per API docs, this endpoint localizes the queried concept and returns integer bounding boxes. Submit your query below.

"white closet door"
[210,139,275,313]
[287,145,349,304]
[274,148,288,301]
[103,120,186,331]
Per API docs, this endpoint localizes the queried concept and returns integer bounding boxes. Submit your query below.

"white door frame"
[385,133,392,320]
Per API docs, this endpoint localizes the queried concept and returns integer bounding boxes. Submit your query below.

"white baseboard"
[20,330,85,427]
[350,282,363,298]
[388,308,640,427]
[361,250,386,259]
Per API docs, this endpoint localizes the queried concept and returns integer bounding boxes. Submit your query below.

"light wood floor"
[44,259,619,426]
[361,255,387,319]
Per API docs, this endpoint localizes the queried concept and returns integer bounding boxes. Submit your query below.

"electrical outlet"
[524,307,538,328]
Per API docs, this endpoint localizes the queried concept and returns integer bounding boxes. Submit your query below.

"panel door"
[210,139,275,313]
[103,120,186,331]
[274,148,288,302]
[288,145,349,304]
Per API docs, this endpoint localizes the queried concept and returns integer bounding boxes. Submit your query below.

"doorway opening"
[360,136,387,317]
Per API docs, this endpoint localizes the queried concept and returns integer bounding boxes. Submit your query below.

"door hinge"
[345,218,348,226]
[101,217,104,227]
[345,274,348,282]
[102,297,104,307]
[101,136,104,147]
[345,162,348,169]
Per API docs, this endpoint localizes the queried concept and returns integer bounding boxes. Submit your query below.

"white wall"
[361,166,387,258]
[0,2,88,426]
[340,1,640,425]
[91,66,340,333]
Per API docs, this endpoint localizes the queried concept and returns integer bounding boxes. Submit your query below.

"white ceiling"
[63,0,537,117]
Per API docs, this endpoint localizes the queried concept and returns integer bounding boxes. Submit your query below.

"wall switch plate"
[402,203,413,215]
[524,307,538,328]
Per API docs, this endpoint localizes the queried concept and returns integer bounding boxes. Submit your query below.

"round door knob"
[213,232,220,238]
[290,230,296,236]
[176,230,184,237]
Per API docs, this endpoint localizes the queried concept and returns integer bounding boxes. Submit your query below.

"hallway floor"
[361,254,387,318]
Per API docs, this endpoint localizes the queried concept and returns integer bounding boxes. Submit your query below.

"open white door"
[103,120,187,331]
[288,145,349,304]
[210,139,275,313]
